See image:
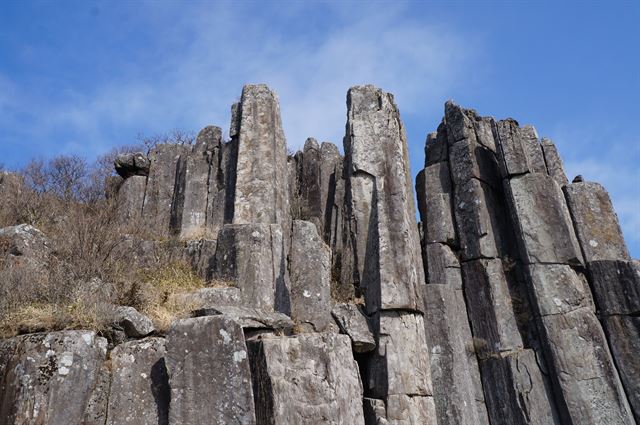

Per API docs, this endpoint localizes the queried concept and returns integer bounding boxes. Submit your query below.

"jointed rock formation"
[0,84,638,425]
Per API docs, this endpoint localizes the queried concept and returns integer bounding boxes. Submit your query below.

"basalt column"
[345,85,434,424]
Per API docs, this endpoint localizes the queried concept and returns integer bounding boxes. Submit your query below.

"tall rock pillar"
[344,85,435,424]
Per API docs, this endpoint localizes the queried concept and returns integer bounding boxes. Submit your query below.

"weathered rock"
[166,316,256,425]
[289,220,332,331]
[232,84,289,227]
[207,137,237,235]
[248,333,365,425]
[495,120,545,177]
[564,181,630,262]
[114,152,151,178]
[540,138,569,186]
[170,286,241,309]
[345,85,424,314]
[142,144,190,236]
[192,305,294,331]
[0,223,51,263]
[588,260,640,315]
[385,395,437,425]
[602,315,640,421]
[171,126,222,239]
[83,364,110,425]
[331,303,376,353]
[364,312,431,398]
[454,178,509,260]
[416,162,457,245]
[424,243,462,287]
[449,138,499,188]
[507,173,583,265]
[112,305,155,337]
[0,331,107,425]
[525,264,594,317]
[479,349,560,425]
[423,284,489,425]
[106,337,169,425]
[424,123,448,166]
[462,259,523,356]
[117,175,146,222]
[363,398,389,425]
[184,238,218,281]
[212,224,286,311]
[539,307,634,424]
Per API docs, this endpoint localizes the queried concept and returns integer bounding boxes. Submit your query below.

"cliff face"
[0,84,638,425]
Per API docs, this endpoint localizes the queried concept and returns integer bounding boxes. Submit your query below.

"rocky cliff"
[0,84,638,425]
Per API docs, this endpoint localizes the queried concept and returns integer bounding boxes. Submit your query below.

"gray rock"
[212,224,286,311]
[83,364,110,425]
[495,120,545,177]
[192,304,294,331]
[539,307,634,424]
[423,284,489,425]
[344,85,425,313]
[106,337,169,425]
[331,303,376,353]
[232,84,289,227]
[114,152,151,178]
[363,398,389,425]
[171,127,222,239]
[525,264,594,317]
[462,259,523,356]
[602,315,640,421]
[112,305,156,337]
[248,333,365,425]
[0,223,51,262]
[0,331,107,425]
[142,144,190,237]
[424,122,448,166]
[207,137,236,236]
[289,220,332,331]
[444,101,476,144]
[116,175,146,223]
[540,138,569,186]
[507,173,584,266]
[364,311,432,398]
[453,178,509,260]
[564,181,630,262]
[184,238,218,281]
[166,316,256,425]
[416,162,457,245]
[385,394,437,425]
[449,138,499,188]
[479,349,560,425]
[425,243,462,287]
[170,286,241,309]
[588,260,640,315]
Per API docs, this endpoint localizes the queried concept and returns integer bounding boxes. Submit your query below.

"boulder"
[248,333,365,425]
[564,182,630,262]
[192,305,294,332]
[331,303,376,353]
[0,331,107,425]
[114,152,151,178]
[289,220,333,331]
[506,173,583,266]
[106,337,169,425]
[111,305,155,337]
[166,316,256,425]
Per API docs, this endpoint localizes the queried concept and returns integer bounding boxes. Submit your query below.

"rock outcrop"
[1,84,637,425]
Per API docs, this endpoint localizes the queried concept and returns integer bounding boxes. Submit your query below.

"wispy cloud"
[1,3,474,160]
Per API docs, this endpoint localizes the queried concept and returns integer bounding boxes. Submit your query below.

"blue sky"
[1,1,638,256]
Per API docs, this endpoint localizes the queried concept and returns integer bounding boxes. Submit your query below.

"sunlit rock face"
[1,84,637,425]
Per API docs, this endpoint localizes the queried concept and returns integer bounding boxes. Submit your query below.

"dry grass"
[134,262,206,332]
